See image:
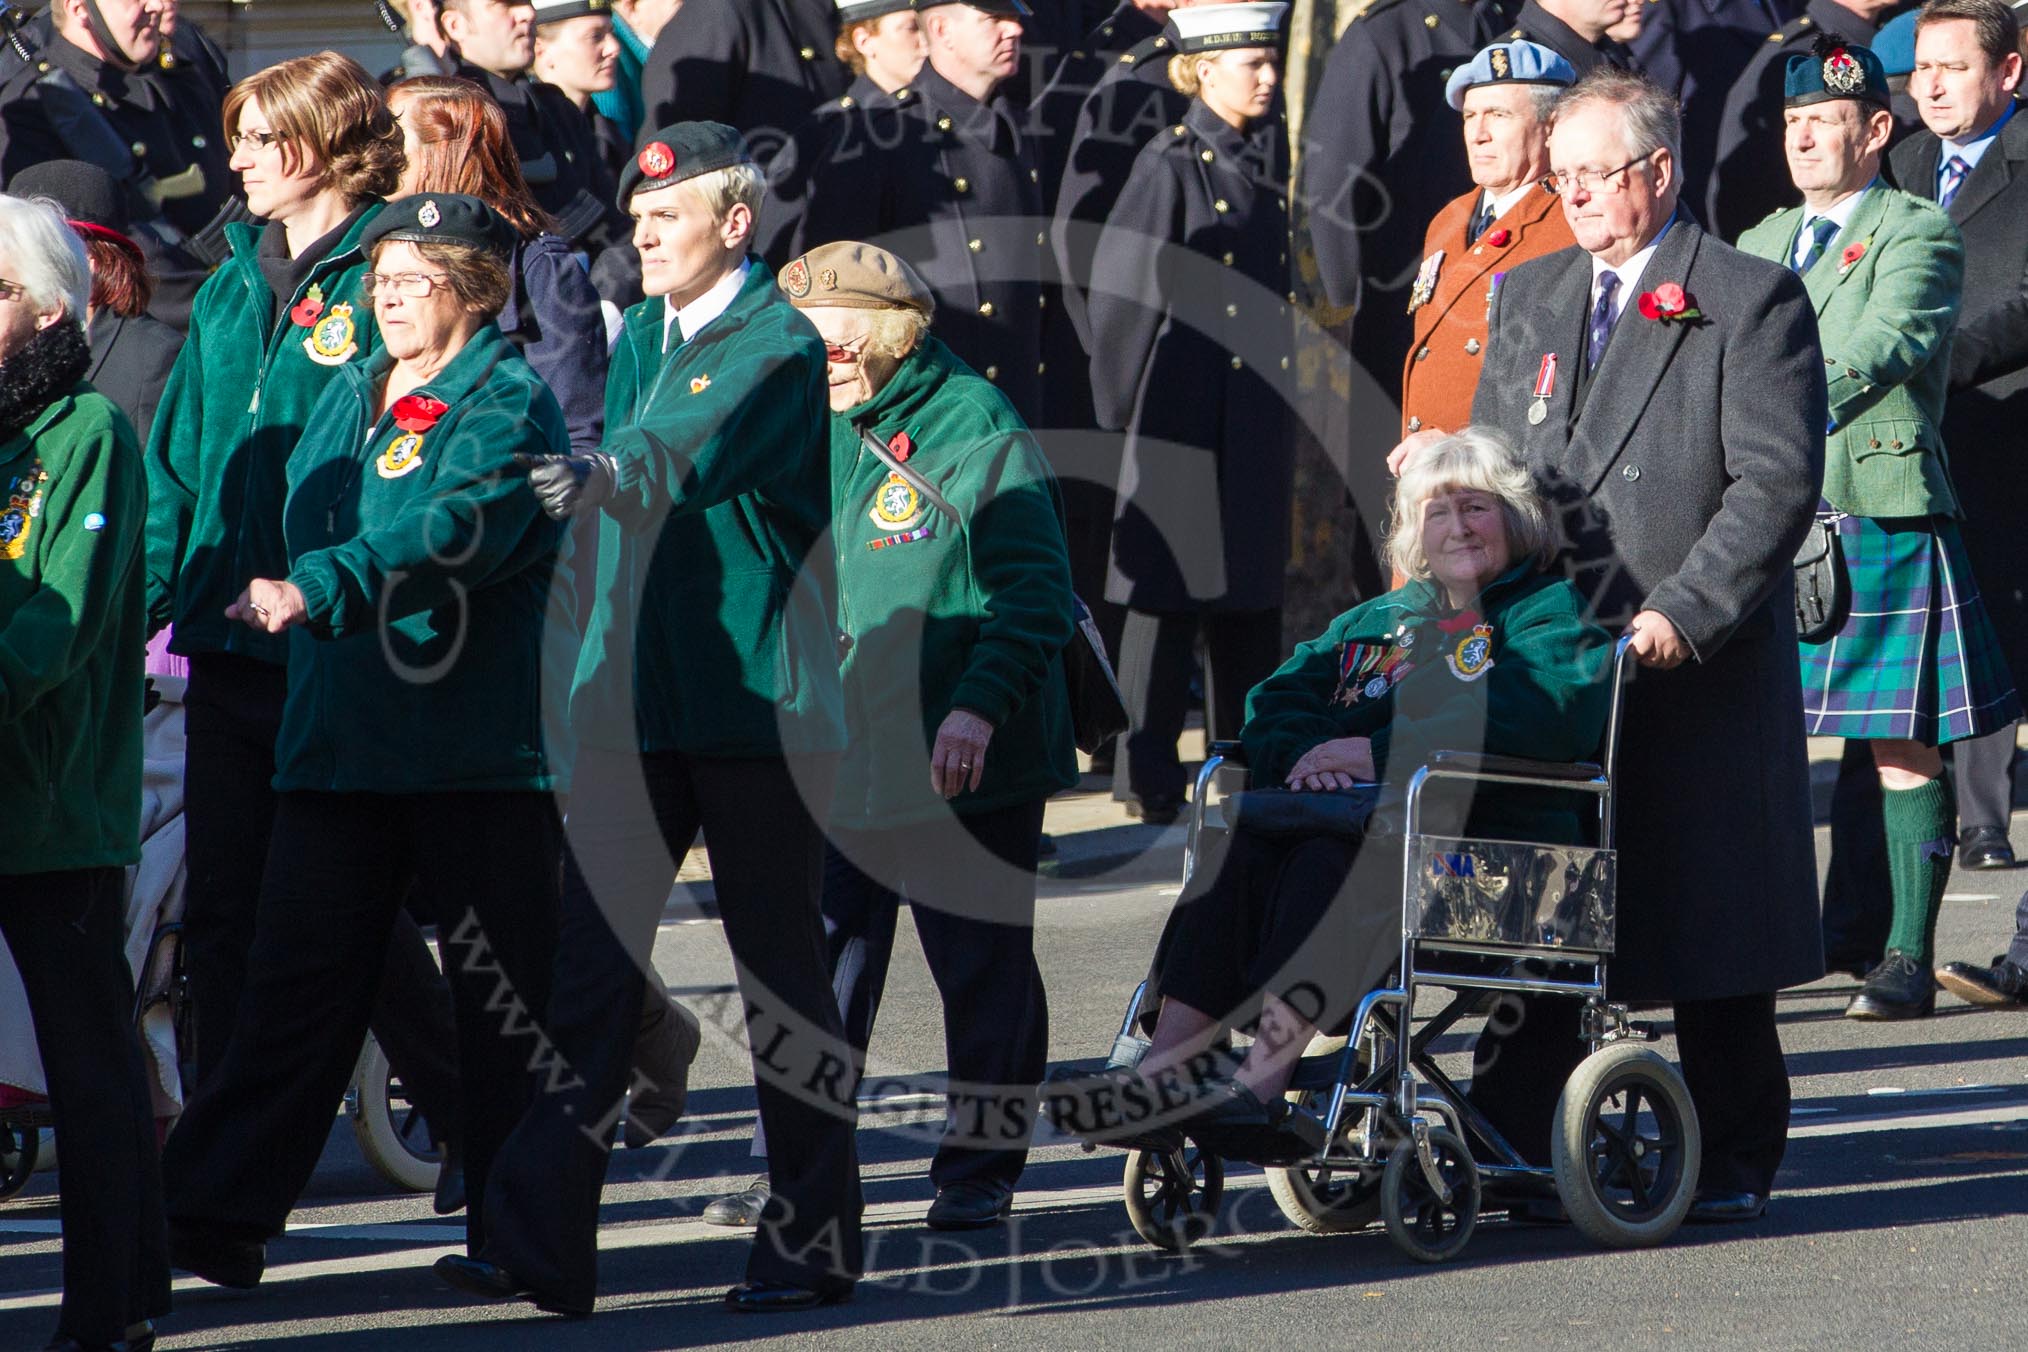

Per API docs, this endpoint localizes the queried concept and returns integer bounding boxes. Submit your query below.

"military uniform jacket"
[570,260,847,758]
[85,307,179,444]
[1502,0,1633,77]
[0,382,145,875]
[830,335,1078,828]
[1089,100,1294,613]
[639,0,847,149]
[763,62,1048,426]
[1472,218,1827,1002]
[1400,183,1574,437]
[0,20,232,238]
[276,327,575,794]
[1889,104,2028,677]
[1241,565,1612,843]
[1707,0,1886,242]
[144,206,386,667]
[1301,0,1513,388]
[1029,1,1164,208]
[459,64,627,255]
[1628,0,1802,212]
[1738,183,1963,519]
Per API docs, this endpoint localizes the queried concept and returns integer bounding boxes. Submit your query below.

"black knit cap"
[8,159,129,232]
[362,193,517,255]
[618,121,755,201]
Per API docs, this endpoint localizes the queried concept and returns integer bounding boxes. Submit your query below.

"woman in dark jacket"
[0,192,169,1352]
[1087,2,1298,823]
[160,195,576,1288]
[1053,429,1613,1160]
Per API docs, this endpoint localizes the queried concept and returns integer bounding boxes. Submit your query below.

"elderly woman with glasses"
[158,193,577,1290]
[1053,428,1614,1161]
[0,191,169,1352]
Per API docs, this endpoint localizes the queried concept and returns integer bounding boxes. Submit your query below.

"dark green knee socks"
[1882,778,1955,967]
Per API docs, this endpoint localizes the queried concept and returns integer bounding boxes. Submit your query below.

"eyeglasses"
[1541,153,1657,196]
[362,272,453,299]
[231,129,287,152]
[0,277,25,303]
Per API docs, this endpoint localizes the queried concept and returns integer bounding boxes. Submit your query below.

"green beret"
[618,121,755,201]
[362,193,516,255]
[1785,40,1890,109]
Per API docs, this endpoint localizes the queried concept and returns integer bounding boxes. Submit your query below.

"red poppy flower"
[289,295,324,327]
[1637,282,1702,323]
[391,394,449,433]
[888,430,914,462]
[1485,228,1511,248]
[1840,241,1868,270]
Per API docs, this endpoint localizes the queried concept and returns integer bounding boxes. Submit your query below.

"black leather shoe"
[1687,1190,1767,1223]
[1188,1080,1322,1164]
[1125,795,1184,826]
[433,1255,591,1317]
[168,1224,264,1289]
[1042,1065,1187,1152]
[1845,949,1937,1020]
[926,1181,1013,1231]
[432,1142,466,1216]
[1959,825,2016,870]
[701,1175,771,1227]
[1936,954,2028,1008]
[624,994,702,1148]
[45,1321,155,1352]
[724,1279,852,1313]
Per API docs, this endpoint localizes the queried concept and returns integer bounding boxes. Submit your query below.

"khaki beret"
[778,241,936,320]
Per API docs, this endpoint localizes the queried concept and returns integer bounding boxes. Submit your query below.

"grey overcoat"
[1471,216,1828,1003]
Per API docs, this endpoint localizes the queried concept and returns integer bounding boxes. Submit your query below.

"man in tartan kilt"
[1738,38,2021,1020]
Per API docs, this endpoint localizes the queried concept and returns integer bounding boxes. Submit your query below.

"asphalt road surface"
[3,820,2025,1351]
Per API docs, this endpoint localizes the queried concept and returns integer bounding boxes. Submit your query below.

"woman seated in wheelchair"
[1054,426,1615,1161]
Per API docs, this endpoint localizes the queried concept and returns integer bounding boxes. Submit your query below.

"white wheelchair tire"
[1551,1042,1701,1249]
[347,1037,442,1195]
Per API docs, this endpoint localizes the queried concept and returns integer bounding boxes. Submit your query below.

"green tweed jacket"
[1738,181,1964,519]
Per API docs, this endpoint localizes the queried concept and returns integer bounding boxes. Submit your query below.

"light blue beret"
[1444,40,1578,112]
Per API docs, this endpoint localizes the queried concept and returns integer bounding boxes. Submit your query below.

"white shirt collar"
[662,259,752,352]
[1481,181,1536,225]
[1794,183,1872,266]
[1589,218,1673,324]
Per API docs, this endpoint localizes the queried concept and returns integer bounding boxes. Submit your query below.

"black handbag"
[1223,786,1381,842]
[856,427,1128,753]
[1792,515,1850,643]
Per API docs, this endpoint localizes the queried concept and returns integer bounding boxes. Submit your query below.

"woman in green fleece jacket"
[0,194,168,1352]
[709,240,1076,1231]
[1059,428,1613,1162]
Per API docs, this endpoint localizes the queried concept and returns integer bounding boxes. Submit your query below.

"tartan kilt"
[1799,512,2022,744]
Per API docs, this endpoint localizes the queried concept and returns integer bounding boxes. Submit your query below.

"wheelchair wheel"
[1122,1137,1224,1251]
[1551,1043,1701,1249]
[0,1121,38,1202]
[1381,1127,1479,1262]
[346,1037,441,1194]
[1266,1090,1382,1234]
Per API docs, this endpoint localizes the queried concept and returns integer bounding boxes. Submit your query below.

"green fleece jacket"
[570,259,846,758]
[1242,565,1613,843]
[1,384,146,874]
[830,335,1077,827]
[145,205,385,665]
[274,326,575,794]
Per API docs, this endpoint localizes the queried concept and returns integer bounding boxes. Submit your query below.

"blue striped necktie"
[1940,154,1971,207]
[1795,216,1839,274]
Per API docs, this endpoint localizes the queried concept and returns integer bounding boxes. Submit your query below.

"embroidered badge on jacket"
[0,461,48,561]
[868,470,923,531]
[303,302,359,365]
[377,431,426,479]
[1447,623,1496,681]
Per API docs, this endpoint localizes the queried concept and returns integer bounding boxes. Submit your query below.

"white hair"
[1386,426,1557,581]
[0,194,91,323]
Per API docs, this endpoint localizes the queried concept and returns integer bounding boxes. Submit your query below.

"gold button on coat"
[978,301,995,316]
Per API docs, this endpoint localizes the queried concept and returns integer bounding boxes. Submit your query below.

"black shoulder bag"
[1792,513,1849,644]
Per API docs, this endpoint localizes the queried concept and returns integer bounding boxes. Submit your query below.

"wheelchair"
[1090,635,1701,1261]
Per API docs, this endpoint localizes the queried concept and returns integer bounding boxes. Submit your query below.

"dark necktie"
[1939,154,1971,207]
[1587,271,1620,372]
[1794,216,1839,274]
[1466,201,1495,246]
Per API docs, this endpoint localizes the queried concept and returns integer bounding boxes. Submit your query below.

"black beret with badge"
[617,121,757,201]
[1785,36,1891,109]
[361,192,518,255]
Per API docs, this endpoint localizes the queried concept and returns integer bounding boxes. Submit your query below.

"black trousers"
[180,654,464,1138]
[1470,991,1792,1195]
[1952,720,2018,835]
[1114,606,1282,805]
[161,791,561,1253]
[1821,740,1892,970]
[754,799,1049,1193]
[478,746,862,1308]
[0,868,171,1344]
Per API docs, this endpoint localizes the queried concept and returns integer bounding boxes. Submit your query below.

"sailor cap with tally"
[530,0,612,24]
[1168,2,1289,54]
[1444,39,1577,111]
[917,0,1033,17]
[618,121,756,200]
[778,240,936,320]
[836,0,918,23]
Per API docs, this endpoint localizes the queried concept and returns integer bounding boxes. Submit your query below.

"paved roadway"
[3,810,2026,1351]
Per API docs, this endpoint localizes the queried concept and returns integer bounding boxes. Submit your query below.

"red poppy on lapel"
[1637,282,1703,323]
[391,394,449,433]
[888,430,914,462]
[1838,240,1869,275]
[289,283,326,328]
[1485,228,1511,248]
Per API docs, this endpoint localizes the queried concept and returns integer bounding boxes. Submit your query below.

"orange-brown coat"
[1399,184,1576,438]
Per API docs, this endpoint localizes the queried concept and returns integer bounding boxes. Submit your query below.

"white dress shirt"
[1791,183,1871,269]
[662,259,752,353]
[1589,217,1676,325]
